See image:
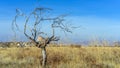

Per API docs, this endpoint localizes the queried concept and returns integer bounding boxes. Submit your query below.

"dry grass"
[0,46,120,68]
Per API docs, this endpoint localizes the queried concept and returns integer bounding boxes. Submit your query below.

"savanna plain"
[0,45,120,68]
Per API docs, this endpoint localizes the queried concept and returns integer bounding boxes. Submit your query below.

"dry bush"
[69,44,82,48]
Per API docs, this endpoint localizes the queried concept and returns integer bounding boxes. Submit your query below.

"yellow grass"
[0,46,120,68]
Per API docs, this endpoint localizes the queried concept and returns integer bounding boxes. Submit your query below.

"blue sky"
[0,0,120,43]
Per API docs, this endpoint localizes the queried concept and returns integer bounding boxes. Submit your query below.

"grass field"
[0,46,120,68]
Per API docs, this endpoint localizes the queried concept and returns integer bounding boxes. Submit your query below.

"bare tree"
[12,7,74,68]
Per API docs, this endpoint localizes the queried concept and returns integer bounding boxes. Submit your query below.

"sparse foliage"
[12,7,74,67]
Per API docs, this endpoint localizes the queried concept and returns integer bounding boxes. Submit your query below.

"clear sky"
[0,0,120,43]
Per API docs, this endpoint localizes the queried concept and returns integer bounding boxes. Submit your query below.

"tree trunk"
[41,47,47,68]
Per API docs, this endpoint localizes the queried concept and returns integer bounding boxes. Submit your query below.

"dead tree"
[12,7,73,68]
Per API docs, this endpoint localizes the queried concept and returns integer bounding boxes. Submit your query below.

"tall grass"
[0,46,120,68]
